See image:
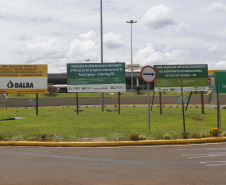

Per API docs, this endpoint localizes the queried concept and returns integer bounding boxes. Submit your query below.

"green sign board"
[154,64,209,92]
[67,63,126,92]
[214,71,226,93]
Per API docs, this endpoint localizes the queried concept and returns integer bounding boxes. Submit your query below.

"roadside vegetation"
[0,106,224,142]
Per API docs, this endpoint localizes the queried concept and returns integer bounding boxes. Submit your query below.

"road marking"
[169,144,226,169]
[170,147,226,152]
[182,152,226,158]
[200,161,226,166]
[0,151,147,165]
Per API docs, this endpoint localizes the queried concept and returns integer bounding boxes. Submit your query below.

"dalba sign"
[0,64,48,94]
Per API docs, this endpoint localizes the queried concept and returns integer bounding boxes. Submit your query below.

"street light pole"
[100,0,104,111]
[126,20,137,91]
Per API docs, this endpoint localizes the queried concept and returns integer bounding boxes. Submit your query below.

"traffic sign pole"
[140,66,157,134]
[148,83,150,133]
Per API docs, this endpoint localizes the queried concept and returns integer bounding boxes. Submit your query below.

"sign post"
[36,93,38,116]
[141,66,157,134]
[180,79,186,132]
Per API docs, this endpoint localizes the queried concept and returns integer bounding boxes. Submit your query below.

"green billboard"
[67,63,126,92]
[214,71,226,93]
[154,64,209,92]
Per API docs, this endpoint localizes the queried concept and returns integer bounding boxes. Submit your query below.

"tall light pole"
[126,20,137,91]
[100,0,104,111]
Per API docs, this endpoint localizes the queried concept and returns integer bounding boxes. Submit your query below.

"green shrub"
[209,128,222,137]
[40,133,47,141]
[181,131,190,139]
[129,133,139,141]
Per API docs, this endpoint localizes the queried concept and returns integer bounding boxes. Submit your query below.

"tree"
[48,83,57,94]
[134,86,143,94]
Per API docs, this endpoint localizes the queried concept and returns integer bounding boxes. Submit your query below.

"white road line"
[200,161,226,166]
[170,147,226,152]
[182,153,226,158]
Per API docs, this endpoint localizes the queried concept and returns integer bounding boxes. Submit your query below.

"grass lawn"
[0,106,224,142]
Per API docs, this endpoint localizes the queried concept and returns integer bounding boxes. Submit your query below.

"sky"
[0,0,226,73]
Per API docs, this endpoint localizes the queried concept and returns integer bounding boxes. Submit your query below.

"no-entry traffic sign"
[141,66,157,83]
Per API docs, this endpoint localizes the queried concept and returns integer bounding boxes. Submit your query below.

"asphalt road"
[0,143,226,185]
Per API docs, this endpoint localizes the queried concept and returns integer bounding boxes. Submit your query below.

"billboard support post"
[151,91,155,111]
[159,92,162,114]
[76,93,79,115]
[36,93,38,116]
[185,91,192,111]
[118,92,121,114]
[180,79,186,132]
[201,91,204,114]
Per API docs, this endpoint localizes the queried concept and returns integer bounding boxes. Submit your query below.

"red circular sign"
[140,66,157,83]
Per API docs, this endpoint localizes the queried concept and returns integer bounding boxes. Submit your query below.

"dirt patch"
[77,137,107,142]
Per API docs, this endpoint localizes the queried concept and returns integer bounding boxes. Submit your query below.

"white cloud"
[24,39,66,63]
[212,61,226,69]
[135,43,189,66]
[141,4,175,29]
[67,38,98,60]
[103,32,124,48]
[66,31,99,65]
[202,1,226,13]
[218,26,226,39]
[14,30,99,73]
[80,30,96,40]
[176,23,190,32]
[207,46,222,53]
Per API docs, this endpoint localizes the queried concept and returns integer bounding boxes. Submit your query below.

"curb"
[1,137,226,147]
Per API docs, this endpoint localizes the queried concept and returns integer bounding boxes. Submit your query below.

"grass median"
[0,106,224,141]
